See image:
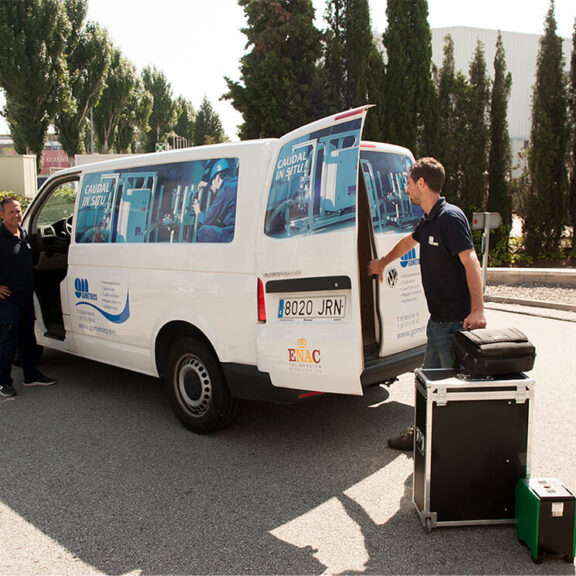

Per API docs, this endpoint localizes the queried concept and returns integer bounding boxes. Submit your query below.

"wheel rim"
[176,355,212,418]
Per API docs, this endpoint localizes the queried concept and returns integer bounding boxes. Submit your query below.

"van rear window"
[264,119,362,238]
[75,158,238,244]
[361,151,423,232]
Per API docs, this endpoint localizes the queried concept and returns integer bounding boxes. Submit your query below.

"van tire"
[165,337,239,433]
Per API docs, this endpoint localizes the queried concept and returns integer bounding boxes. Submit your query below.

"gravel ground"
[485,282,576,306]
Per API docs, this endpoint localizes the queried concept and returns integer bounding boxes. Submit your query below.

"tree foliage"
[382,0,435,155]
[568,21,576,251]
[487,32,513,260]
[323,0,385,140]
[55,18,112,159]
[141,66,178,153]
[525,0,568,258]
[461,40,490,215]
[92,48,138,153]
[435,35,461,202]
[224,0,326,139]
[194,97,226,146]
[174,96,196,145]
[115,81,152,153]
[0,0,75,171]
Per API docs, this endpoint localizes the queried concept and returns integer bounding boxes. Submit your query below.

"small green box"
[516,477,575,564]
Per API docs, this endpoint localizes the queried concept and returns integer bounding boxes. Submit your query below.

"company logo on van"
[400,248,419,268]
[387,269,399,287]
[75,278,97,301]
[288,338,321,365]
[74,277,130,324]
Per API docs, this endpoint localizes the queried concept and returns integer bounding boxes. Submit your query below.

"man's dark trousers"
[0,299,41,386]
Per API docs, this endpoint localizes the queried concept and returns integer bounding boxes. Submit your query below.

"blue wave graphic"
[76,291,130,324]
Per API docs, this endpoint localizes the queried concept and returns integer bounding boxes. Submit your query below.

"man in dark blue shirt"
[368,158,486,449]
[0,197,56,397]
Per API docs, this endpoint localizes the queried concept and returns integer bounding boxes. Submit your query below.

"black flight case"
[413,368,534,532]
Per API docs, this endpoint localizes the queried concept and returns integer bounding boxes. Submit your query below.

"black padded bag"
[451,327,536,378]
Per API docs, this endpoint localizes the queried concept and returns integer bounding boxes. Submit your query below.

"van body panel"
[21,109,429,431]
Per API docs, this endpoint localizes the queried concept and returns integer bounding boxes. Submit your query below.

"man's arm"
[367,234,418,282]
[458,248,487,329]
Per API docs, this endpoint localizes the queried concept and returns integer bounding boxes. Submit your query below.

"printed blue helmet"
[209,159,229,181]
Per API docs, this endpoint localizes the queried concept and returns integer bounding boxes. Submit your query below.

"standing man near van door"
[192,159,237,243]
[0,197,56,398]
[368,157,486,450]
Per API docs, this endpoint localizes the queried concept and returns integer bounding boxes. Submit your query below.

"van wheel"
[165,338,239,433]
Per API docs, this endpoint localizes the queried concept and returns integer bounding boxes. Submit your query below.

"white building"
[431,27,573,171]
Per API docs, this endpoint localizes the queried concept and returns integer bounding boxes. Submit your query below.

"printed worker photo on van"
[192,159,238,243]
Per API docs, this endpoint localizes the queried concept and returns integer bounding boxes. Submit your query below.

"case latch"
[435,386,448,406]
[515,383,528,404]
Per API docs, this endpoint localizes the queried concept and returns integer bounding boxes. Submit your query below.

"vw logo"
[386,268,399,287]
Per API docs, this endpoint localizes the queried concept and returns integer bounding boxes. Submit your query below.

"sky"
[1,0,576,140]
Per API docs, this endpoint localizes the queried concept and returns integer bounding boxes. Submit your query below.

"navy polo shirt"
[0,224,35,302]
[412,197,474,322]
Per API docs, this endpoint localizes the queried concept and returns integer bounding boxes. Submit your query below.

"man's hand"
[0,285,11,300]
[367,259,385,282]
[463,309,487,331]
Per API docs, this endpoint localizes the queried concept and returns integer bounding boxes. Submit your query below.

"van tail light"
[257,278,266,323]
[298,391,325,399]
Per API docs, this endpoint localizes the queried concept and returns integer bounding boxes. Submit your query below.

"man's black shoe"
[387,426,414,451]
[0,383,16,397]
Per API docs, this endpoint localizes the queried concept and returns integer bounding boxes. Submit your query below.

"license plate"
[278,296,346,320]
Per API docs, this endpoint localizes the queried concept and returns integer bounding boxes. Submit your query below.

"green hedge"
[0,190,32,212]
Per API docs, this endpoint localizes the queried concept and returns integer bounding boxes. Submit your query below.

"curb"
[487,267,576,286]
[485,295,576,313]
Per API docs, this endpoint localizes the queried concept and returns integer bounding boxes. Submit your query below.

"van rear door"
[359,143,428,360]
[256,108,368,396]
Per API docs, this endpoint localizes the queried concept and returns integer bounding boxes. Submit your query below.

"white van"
[24,107,428,432]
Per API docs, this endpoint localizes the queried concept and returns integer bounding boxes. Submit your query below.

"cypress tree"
[323,0,385,140]
[525,0,568,259]
[436,34,460,203]
[487,32,513,262]
[224,0,326,139]
[194,97,226,146]
[461,40,490,217]
[323,0,347,114]
[382,0,435,156]
[568,21,576,253]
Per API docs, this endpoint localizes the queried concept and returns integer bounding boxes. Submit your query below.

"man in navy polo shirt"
[0,197,56,397]
[368,157,486,450]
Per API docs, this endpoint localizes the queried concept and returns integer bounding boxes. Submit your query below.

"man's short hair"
[0,196,21,211]
[409,157,445,193]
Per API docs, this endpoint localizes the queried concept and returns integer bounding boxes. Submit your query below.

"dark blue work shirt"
[0,224,35,303]
[412,197,474,322]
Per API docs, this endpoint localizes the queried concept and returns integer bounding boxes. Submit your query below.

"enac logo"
[400,248,419,268]
[288,337,321,364]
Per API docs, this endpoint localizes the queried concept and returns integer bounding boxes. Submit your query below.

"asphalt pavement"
[1,303,575,575]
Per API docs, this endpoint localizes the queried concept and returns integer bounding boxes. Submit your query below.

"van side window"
[75,158,239,244]
[264,119,362,238]
[361,151,423,232]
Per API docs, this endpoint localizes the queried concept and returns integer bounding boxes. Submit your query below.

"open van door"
[256,108,369,396]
